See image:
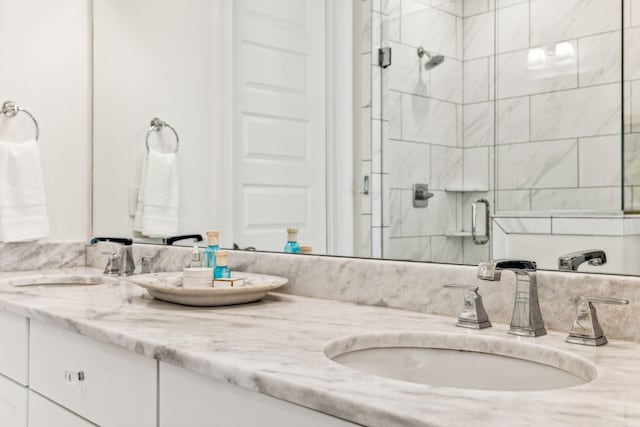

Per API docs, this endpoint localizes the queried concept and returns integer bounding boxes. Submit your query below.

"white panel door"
[233,0,327,252]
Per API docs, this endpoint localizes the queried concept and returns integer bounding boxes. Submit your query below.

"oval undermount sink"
[325,332,596,391]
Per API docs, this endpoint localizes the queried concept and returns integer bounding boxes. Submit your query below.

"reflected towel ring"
[1,101,40,141]
[145,117,179,154]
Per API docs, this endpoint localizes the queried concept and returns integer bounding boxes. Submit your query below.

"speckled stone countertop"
[0,268,638,426]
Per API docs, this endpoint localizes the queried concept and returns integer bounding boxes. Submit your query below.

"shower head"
[417,47,445,70]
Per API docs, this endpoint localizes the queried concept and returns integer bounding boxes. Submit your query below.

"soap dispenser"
[204,230,221,270]
[214,250,231,279]
[284,228,301,254]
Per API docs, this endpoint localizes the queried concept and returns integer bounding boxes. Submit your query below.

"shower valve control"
[413,183,434,208]
[378,47,392,68]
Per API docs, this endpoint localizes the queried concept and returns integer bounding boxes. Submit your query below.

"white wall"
[0,0,92,241]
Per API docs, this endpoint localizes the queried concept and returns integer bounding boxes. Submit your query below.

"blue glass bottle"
[214,250,231,279]
[204,230,220,274]
[284,228,300,253]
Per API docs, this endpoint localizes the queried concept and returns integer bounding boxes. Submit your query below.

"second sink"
[325,332,596,392]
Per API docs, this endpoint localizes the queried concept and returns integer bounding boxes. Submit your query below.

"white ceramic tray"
[127,272,288,307]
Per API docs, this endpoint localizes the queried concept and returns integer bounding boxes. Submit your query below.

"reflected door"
[232,0,327,252]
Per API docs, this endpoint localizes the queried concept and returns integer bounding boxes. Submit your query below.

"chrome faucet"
[90,237,135,276]
[558,249,607,271]
[477,259,546,337]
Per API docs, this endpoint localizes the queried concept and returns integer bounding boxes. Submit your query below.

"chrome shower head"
[417,47,445,70]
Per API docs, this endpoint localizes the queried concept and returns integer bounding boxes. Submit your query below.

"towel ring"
[1,101,40,141]
[145,117,179,154]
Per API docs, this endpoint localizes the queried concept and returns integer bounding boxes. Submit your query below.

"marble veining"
[0,242,85,271]
[0,267,638,426]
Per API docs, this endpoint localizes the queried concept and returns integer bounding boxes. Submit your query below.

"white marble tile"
[0,243,85,271]
[530,0,621,47]
[463,101,494,147]
[401,1,458,58]
[579,31,621,87]
[361,161,372,214]
[463,146,489,189]
[531,187,620,211]
[397,190,454,235]
[371,226,383,257]
[497,139,578,190]
[493,216,552,234]
[372,0,383,12]
[633,0,640,27]
[625,27,640,81]
[371,11,382,55]
[496,3,529,54]
[624,217,640,235]
[388,188,406,236]
[429,57,463,103]
[384,235,431,261]
[624,81,632,134]
[385,140,430,188]
[462,237,490,264]
[430,235,463,263]
[358,214,372,257]
[624,133,640,186]
[463,57,490,103]
[578,135,622,188]
[496,0,527,9]
[372,119,383,173]
[383,0,401,16]
[371,173,383,226]
[496,96,529,144]
[552,217,624,236]
[496,47,578,99]
[402,94,458,145]
[530,84,621,141]
[387,42,429,95]
[371,64,382,119]
[463,0,489,17]
[386,90,402,139]
[384,12,401,42]
[463,12,494,59]
[431,145,463,189]
[632,81,640,134]
[431,0,463,16]
[496,189,531,212]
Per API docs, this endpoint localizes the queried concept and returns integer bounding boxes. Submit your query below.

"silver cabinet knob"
[443,284,491,329]
[566,296,629,346]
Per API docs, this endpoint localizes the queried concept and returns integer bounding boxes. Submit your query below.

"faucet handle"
[566,296,629,346]
[138,256,152,274]
[102,252,121,276]
[443,284,491,329]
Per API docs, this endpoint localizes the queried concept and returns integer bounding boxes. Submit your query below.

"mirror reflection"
[93,0,640,275]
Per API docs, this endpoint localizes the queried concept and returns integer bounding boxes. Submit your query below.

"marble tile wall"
[624,0,640,210]
[0,242,85,271]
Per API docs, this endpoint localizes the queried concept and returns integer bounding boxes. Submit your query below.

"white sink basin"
[325,332,596,391]
[6,274,115,288]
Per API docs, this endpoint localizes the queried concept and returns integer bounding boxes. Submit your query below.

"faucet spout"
[558,249,607,271]
[477,259,546,337]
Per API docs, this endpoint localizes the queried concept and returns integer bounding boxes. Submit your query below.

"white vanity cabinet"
[29,321,157,427]
[0,373,27,426]
[28,391,94,427]
[0,309,29,385]
[159,362,358,427]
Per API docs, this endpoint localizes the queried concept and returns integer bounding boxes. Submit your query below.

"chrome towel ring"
[1,101,40,141]
[145,117,179,154]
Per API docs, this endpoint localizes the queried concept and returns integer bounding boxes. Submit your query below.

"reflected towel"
[134,149,179,237]
[0,139,50,242]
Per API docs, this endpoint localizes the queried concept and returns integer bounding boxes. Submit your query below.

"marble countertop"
[0,268,638,426]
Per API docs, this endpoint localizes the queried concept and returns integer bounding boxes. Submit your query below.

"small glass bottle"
[284,228,301,253]
[189,245,203,268]
[214,250,231,279]
[204,230,221,271]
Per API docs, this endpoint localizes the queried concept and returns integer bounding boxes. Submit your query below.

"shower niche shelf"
[445,231,473,237]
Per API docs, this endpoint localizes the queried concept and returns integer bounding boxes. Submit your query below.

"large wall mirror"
[93,0,640,275]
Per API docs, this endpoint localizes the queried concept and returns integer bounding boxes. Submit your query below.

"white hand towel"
[0,139,50,242]
[134,149,179,237]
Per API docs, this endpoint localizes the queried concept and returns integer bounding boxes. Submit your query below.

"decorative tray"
[126,272,288,307]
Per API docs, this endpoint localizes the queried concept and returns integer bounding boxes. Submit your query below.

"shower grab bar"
[145,117,179,153]
[1,101,40,141]
[471,199,490,245]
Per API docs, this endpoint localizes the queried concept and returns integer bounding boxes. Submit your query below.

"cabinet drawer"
[160,362,359,427]
[29,321,157,427]
[0,310,29,385]
[28,391,94,427]
[0,373,27,426]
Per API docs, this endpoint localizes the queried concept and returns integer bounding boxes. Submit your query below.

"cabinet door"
[29,321,157,427]
[28,391,94,427]
[159,362,359,427]
[0,374,27,427]
[0,310,29,385]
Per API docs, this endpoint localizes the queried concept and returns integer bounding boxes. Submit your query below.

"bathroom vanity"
[0,258,638,427]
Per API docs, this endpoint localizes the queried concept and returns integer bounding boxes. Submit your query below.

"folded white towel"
[134,149,179,237]
[0,139,49,242]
